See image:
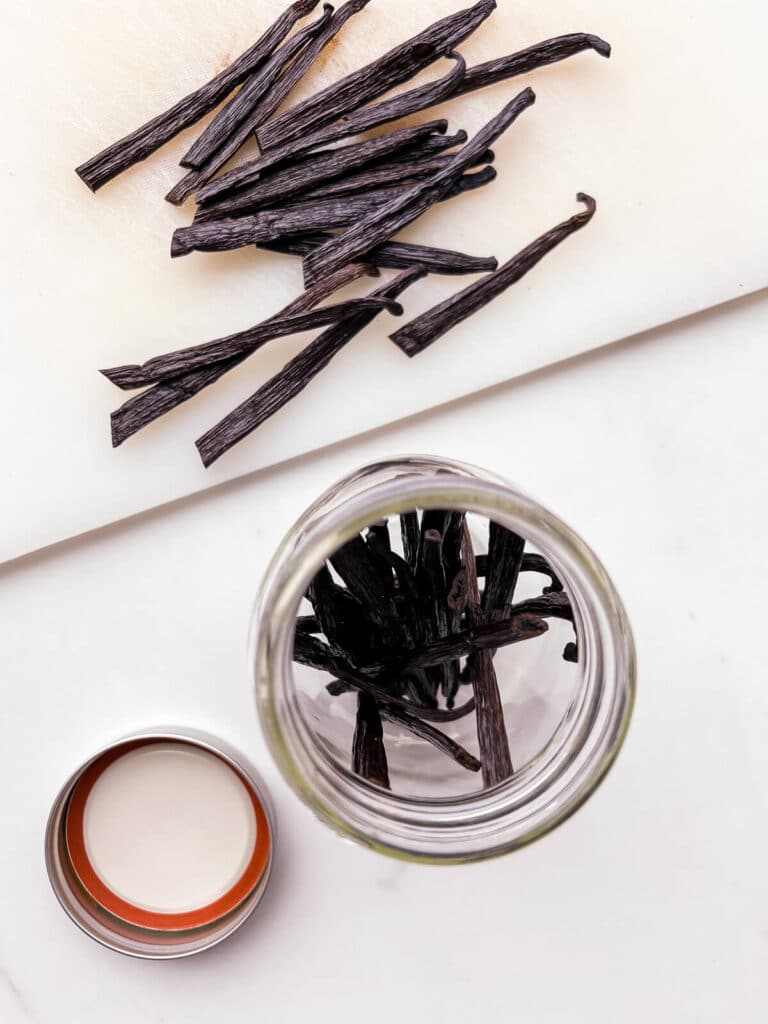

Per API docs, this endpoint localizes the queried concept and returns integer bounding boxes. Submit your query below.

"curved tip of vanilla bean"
[587,34,611,58]
[520,85,536,106]
[381,299,405,318]
[575,192,597,218]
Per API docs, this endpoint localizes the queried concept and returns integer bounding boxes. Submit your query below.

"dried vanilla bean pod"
[256,1,494,150]
[463,526,513,787]
[103,297,400,389]
[198,54,467,202]
[353,693,391,788]
[391,194,596,357]
[109,261,376,446]
[166,0,368,205]
[455,33,611,97]
[196,267,424,467]
[197,119,447,214]
[75,0,322,191]
[261,233,499,275]
[303,87,535,286]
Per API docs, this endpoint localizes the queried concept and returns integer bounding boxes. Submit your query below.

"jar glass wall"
[251,457,636,864]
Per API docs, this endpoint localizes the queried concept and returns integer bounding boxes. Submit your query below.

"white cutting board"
[2,0,767,564]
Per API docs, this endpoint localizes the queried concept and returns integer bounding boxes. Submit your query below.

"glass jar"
[251,457,635,864]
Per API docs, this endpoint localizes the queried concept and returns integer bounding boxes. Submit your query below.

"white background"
[1,288,767,1022]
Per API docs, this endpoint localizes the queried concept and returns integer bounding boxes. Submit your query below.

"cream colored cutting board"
[1,0,767,563]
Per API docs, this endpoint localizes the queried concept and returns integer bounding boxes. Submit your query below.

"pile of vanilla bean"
[295,511,577,790]
[78,0,609,466]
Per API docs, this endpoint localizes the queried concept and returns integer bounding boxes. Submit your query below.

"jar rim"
[252,457,636,863]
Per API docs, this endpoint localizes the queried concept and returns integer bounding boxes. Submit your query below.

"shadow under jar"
[251,457,635,864]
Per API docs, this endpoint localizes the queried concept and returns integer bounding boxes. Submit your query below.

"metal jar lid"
[45,728,275,960]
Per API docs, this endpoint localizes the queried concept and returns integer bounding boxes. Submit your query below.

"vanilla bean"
[297,151,492,203]
[386,130,469,162]
[442,511,467,705]
[181,7,336,170]
[197,120,447,214]
[261,233,499,275]
[462,526,513,787]
[308,564,375,662]
[193,168,500,254]
[361,613,548,677]
[198,54,467,201]
[103,297,399,389]
[484,522,526,618]
[401,512,420,570]
[75,0,321,192]
[166,0,368,205]
[379,706,481,773]
[391,193,597,357]
[196,266,424,467]
[456,33,611,97]
[199,138,481,220]
[293,632,476,723]
[109,261,376,446]
[563,642,579,663]
[173,189,406,256]
[330,535,398,627]
[303,87,535,286]
[256,1,494,151]
[507,591,574,623]
[476,552,564,593]
[417,527,451,703]
[353,693,391,788]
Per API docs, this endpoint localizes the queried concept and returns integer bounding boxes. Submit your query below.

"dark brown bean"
[166,0,369,205]
[103,297,402,390]
[75,0,321,192]
[256,1,495,151]
[379,706,481,773]
[178,169,496,258]
[293,631,477,724]
[181,8,339,169]
[303,88,535,286]
[462,525,513,786]
[353,693,391,788]
[196,119,448,216]
[260,233,499,276]
[109,262,377,447]
[173,190,407,257]
[196,54,467,202]
[390,194,597,357]
[196,267,425,467]
[456,33,611,97]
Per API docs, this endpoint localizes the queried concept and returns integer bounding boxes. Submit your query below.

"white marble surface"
[1,289,767,1021]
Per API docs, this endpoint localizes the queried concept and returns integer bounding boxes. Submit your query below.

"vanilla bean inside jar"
[252,457,635,863]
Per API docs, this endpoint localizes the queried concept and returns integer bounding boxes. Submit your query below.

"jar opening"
[253,458,635,863]
[290,508,582,802]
